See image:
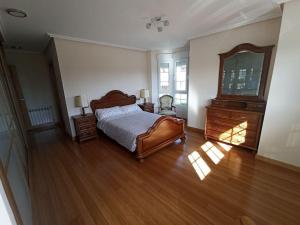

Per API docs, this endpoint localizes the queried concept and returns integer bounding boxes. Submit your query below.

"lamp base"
[81,107,87,116]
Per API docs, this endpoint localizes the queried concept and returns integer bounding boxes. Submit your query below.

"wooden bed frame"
[90,90,186,161]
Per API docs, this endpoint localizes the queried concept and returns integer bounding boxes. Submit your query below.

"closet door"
[0,47,32,225]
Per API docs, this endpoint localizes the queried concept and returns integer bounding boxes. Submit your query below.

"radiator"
[28,106,55,126]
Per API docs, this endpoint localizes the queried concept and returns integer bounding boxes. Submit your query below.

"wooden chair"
[159,95,176,117]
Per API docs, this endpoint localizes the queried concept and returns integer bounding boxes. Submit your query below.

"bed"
[90,90,186,161]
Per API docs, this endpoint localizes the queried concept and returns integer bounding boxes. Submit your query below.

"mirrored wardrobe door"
[0,46,32,225]
[0,69,13,170]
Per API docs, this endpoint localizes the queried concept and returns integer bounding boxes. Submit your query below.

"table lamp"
[74,95,88,116]
[140,89,149,104]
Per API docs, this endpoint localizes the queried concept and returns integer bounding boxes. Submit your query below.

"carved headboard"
[90,90,136,113]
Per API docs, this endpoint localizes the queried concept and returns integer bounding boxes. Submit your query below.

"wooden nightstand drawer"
[144,107,153,112]
[79,130,97,141]
[72,113,97,142]
[138,103,154,113]
[78,121,96,130]
[80,127,96,134]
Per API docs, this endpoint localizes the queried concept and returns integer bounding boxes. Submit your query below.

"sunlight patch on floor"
[217,142,232,151]
[201,141,224,164]
[188,151,211,180]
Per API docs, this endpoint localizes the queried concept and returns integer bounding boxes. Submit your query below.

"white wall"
[0,179,17,225]
[54,38,149,137]
[188,18,281,129]
[258,0,300,167]
[149,51,158,108]
[4,50,59,123]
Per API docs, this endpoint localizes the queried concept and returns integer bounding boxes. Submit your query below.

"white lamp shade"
[74,95,88,107]
[140,89,150,98]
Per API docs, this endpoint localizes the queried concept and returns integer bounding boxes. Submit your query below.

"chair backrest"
[159,95,173,110]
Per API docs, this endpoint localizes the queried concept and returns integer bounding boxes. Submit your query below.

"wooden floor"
[30,128,300,225]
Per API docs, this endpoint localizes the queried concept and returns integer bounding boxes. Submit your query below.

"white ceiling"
[0,0,283,52]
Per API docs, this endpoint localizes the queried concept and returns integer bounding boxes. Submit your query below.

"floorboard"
[30,128,300,225]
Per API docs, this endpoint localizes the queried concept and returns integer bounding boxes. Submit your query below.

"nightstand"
[72,113,97,142]
[138,103,154,113]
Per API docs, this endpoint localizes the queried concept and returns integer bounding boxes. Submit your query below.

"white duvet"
[97,111,161,152]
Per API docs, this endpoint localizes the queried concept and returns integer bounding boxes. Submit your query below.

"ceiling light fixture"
[6,8,27,18]
[146,16,169,32]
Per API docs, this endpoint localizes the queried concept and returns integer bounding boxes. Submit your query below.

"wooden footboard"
[136,116,186,161]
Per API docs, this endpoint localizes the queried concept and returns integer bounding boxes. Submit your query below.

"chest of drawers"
[205,106,264,150]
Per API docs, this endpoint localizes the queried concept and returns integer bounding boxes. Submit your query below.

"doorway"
[3,50,62,132]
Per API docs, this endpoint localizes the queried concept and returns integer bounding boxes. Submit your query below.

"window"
[158,59,188,106]
[175,62,187,91]
[157,56,188,119]
[159,63,170,96]
[158,56,188,118]
[174,60,188,105]
[238,69,247,80]
[175,93,187,105]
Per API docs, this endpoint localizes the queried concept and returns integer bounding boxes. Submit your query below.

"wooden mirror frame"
[217,43,274,101]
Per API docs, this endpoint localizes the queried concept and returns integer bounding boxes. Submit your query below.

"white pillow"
[95,106,123,121]
[120,103,142,114]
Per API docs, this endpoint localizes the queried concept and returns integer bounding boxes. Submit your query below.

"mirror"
[222,51,264,96]
[217,43,274,100]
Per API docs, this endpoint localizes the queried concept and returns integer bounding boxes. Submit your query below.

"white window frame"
[174,59,188,106]
[158,59,174,97]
